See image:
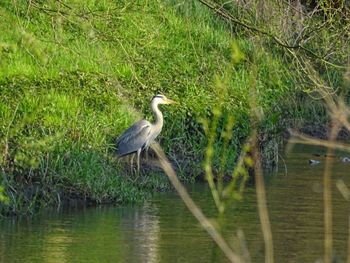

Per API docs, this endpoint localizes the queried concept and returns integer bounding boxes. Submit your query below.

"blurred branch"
[323,122,340,263]
[202,111,224,213]
[249,65,274,262]
[288,55,350,260]
[151,142,244,263]
[348,216,350,263]
[252,130,274,263]
[238,229,252,263]
[336,180,350,263]
[289,131,350,152]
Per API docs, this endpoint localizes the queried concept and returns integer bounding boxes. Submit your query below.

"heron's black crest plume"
[153,94,165,100]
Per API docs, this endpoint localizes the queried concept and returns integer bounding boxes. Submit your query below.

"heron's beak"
[165,98,177,105]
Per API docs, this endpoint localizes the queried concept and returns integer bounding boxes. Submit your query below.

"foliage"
[0,0,346,214]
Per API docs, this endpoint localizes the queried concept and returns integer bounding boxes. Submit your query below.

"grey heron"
[116,94,176,173]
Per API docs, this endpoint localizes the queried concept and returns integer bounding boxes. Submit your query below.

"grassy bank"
[0,0,346,215]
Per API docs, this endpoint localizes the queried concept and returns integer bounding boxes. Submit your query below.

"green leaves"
[0,186,9,205]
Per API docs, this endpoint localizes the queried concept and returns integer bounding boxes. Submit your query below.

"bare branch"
[196,0,347,69]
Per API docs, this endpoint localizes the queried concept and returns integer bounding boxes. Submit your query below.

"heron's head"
[152,94,177,105]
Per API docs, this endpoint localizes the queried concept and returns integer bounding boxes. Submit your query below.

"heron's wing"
[116,120,151,156]
[116,120,149,144]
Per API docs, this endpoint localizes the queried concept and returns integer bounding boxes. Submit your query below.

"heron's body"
[116,94,175,172]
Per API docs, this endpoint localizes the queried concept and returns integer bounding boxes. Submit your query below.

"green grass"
[0,0,337,215]
[0,74,172,215]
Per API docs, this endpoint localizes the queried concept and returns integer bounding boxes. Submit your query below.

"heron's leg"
[136,148,141,174]
[145,146,149,162]
[130,154,135,173]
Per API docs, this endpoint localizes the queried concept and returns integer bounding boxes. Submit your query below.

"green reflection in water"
[0,145,350,263]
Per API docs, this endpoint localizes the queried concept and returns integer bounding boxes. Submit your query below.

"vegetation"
[0,0,348,215]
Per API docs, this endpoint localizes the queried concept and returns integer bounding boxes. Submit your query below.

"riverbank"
[0,1,347,215]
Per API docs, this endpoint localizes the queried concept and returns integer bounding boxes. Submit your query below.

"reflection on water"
[0,203,161,263]
[0,145,350,263]
[125,203,160,263]
[43,227,71,263]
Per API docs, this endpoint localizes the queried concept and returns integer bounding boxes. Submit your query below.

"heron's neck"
[151,101,163,129]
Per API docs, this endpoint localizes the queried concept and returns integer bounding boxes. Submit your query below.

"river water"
[1,145,350,263]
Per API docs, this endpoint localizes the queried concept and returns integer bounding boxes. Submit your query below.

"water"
[1,145,350,263]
